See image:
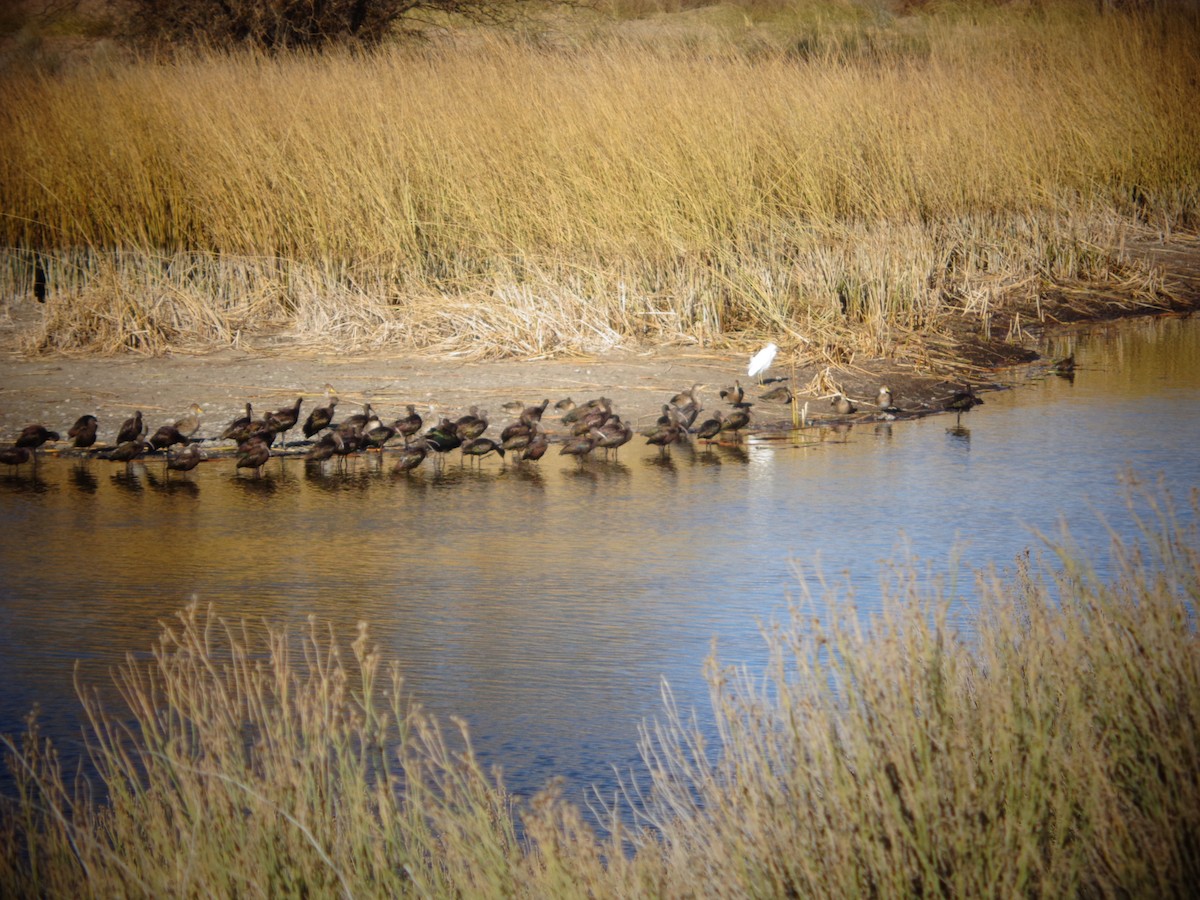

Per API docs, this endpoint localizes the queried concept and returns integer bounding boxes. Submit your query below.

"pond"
[1,315,1198,814]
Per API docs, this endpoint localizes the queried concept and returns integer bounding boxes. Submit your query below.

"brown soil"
[2,238,1197,450]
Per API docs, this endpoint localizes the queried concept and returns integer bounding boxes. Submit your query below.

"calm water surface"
[2,316,1198,810]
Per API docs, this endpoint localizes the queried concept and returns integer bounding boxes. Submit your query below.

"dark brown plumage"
[392,438,429,474]
[68,415,99,449]
[592,417,633,457]
[719,408,751,441]
[520,399,550,427]
[0,445,33,469]
[117,411,145,445]
[303,395,339,438]
[236,436,271,476]
[461,437,505,464]
[16,424,61,450]
[521,431,549,462]
[395,405,423,445]
[645,422,686,453]
[454,407,489,441]
[266,397,303,446]
[221,404,253,442]
[945,386,983,413]
[100,440,150,465]
[695,411,724,443]
[149,424,189,451]
[166,443,203,473]
[559,434,598,465]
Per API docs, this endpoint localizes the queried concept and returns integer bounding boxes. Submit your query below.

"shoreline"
[1,239,1197,451]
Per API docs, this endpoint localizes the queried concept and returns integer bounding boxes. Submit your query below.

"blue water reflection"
[1,316,1197,814]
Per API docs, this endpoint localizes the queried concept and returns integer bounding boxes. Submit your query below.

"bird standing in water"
[645,422,686,454]
[236,436,271,477]
[149,424,189,451]
[117,411,145,445]
[166,443,203,474]
[718,408,750,442]
[266,397,303,449]
[395,405,423,445]
[304,388,339,439]
[305,430,343,463]
[695,411,725,445]
[0,446,33,471]
[16,424,61,451]
[559,434,598,466]
[521,430,549,462]
[100,440,151,469]
[461,437,505,466]
[221,404,253,442]
[68,415,99,449]
[392,438,429,474]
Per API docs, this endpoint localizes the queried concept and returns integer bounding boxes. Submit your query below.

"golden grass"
[1,479,1198,897]
[1,3,1197,357]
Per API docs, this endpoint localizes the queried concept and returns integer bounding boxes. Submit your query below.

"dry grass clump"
[0,5,1197,358]
[2,481,1198,897]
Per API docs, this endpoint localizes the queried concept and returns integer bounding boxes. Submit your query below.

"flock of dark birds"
[0,370,1012,478]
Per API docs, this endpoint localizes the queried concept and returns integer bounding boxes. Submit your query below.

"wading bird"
[303,388,339,439]
[221,404,253,442]
[173,403,204,440]
[462,437,505,465]
[68,415,99,449]
[831,394,857,416]
[0,445,33,471]
[149,424,189,451]
[16,424,60,451]
[266,397,303,448]
[117,411,145,444]
[166,443,203,474]
[719,408,751,442]
[748,342,778,383]
[236,436,271,477]
[392,438,429,474]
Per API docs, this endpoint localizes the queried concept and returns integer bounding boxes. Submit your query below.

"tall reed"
[1,3,1197,355]
[1,481,1198,896]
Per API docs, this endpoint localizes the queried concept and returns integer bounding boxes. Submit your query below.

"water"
[1,315,1198,812]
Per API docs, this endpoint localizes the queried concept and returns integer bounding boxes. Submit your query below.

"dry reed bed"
[1,6,1198,357]
[1,481,1196,897]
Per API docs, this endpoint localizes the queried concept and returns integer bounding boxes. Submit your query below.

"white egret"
[747,342,778,382]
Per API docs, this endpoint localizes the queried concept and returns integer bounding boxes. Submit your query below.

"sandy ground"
[2,238,1197,450]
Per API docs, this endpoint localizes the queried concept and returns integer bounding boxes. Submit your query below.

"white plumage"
[747,342,778,381]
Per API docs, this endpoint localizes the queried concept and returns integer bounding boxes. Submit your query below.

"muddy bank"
[1,238,1196,448]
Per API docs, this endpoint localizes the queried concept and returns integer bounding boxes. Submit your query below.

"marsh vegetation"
[1,485,1197,897]
[1,2,1197,360]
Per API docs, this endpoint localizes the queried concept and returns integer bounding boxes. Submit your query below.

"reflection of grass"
[3,482,1196,897]
[2,5,1196,358]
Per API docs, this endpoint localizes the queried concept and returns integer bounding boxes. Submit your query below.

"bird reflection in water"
[70,464,99,494]
[946,424,971,447]
[234,474,278,498]
[643,452,678,475]
[110,467,146,494]
[142,467,199,497]
[716,444,750,465]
